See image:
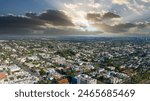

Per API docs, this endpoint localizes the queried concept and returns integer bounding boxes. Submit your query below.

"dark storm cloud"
[38,10,74,26]
[26,10,74,26]
[0,10,74,34]
[0,15,43,28]
[0,9,74,29]
[93,22,148,33]
[86,13,101,22]
[25,13,37,18]
[86,12,120,22]
[102,12,120,19]
[0,15,45,34]
[86,12,149,33]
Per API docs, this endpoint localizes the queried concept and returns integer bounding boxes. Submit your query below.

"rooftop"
[0,73,7,80]
[58,78,69,84]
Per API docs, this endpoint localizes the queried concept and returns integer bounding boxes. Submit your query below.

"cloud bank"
[0,10,75,35]
[0,8,149,36]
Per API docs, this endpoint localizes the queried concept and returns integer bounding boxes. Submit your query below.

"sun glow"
[73,17,98,31]
[85,26,98,31]
[45,0,99,32]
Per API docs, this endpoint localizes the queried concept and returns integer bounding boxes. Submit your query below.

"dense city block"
[0,37,150,84]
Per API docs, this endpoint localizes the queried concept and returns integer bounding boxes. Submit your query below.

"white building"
[8,65,21,73]
[27,56,39,61]
[77,74,97,84]
[107,66,116,71]
[110,77,123,84]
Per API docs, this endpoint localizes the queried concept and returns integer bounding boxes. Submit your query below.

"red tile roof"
[58,78,69,84]
[0,73,7,80]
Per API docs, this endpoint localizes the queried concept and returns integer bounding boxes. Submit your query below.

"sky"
[0,0,150,36]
